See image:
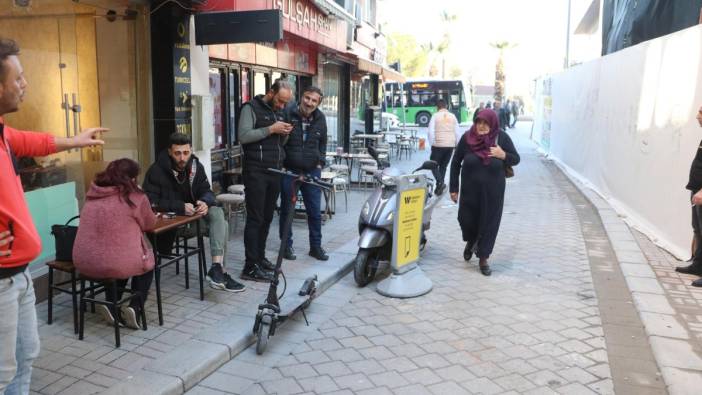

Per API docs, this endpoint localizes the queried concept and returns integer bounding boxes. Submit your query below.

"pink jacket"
[73,184,157,279]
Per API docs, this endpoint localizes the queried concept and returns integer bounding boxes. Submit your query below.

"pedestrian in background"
[427,99,461,185]
[73,159,156,329]
[677,104,702,287]
[449,108,520,276]
[510,100,519,128]
[279,86,329,262]
[0,37,107,394]
[473,101,485,123]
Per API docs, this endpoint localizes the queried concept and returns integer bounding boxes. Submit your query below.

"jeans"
[0,269,40,395]
[691,193,702,265]
[243,167,281,268]
[279,168,323,249]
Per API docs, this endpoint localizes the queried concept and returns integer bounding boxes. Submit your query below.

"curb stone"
[102,237,358,394]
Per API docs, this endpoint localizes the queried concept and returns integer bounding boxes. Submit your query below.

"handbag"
[496,134,514,178]
[51,216,79,261]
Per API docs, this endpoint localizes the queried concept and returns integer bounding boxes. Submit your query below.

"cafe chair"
[227,184,245,195]
[46,260,96,334]
[78,276,147,348]
[216,193,246,234]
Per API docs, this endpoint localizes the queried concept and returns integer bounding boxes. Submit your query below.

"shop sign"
[173,20,191,121]
[273,0,332,35]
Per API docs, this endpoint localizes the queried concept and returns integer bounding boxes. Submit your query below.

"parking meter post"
[376,174,433,298]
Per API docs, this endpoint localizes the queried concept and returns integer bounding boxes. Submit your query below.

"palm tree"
[490,41,516,101]
[438,11,457,78]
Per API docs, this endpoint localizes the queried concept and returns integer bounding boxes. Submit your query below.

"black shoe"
[479,265,492,276]
[309,246,329,261]
[693,278,702,287]
[463,242,473,261]
[260,257,276,272]
[241,265,275,283]
[207,263,227,289]
[283,246,297,260]
[675,263,702,276]
[220,272,246,292]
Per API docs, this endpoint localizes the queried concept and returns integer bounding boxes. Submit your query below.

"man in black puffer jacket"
[143,132,245,292]
[279,86,329,262]
[238,79,293,282]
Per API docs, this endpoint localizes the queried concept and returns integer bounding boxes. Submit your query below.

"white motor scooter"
[353,147,446,287]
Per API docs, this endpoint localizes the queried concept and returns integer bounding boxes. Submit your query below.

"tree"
[490,41,516,101]
[449,66,463,79]
[387,32,429,77]
[438,11,457,78]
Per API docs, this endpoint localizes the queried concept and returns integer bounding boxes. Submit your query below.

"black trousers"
[243,167,281,268]
[104,270,154,309]
[430,146,453,185]
[692,193,702,264]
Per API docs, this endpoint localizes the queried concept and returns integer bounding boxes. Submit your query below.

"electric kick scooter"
[253,168,333,355]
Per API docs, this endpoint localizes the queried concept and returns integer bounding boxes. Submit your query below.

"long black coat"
[449,131,520,258]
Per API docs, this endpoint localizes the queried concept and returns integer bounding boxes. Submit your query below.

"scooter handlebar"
[266,168,333,190]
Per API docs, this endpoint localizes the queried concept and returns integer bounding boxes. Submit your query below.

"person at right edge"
[279,86,329,262]
[238,79,293,282]
[676,105,702,287]
[449,108,520,276]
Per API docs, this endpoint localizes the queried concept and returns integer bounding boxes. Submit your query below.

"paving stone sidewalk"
[187,124,672,394]
[28,162,389,394]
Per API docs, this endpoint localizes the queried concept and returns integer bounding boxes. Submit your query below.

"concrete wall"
[189,16,212,181]
[532,24,702,259]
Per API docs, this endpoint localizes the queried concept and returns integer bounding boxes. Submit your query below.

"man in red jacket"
[0,38,107,394]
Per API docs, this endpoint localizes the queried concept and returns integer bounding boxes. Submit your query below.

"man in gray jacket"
[238,79,293,282]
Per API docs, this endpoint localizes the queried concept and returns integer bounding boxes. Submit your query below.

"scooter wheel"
[256,319,271,355]
[353,248,377,287]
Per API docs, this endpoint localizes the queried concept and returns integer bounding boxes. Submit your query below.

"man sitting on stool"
[142,132,245,292]
[280,86,329,261]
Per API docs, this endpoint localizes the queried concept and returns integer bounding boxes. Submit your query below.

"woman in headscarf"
[449,108,520,276]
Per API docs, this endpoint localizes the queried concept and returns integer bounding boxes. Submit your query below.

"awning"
[312,0,356,25]
[356,57,406,82]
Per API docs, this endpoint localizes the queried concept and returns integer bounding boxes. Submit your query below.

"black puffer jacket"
[283,105,327,170]
[142,150,216,215]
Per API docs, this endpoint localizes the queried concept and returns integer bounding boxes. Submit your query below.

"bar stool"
[78,277,147,348]
[46,260,95,334]
[227,184,245,194]
[216,193,246,233]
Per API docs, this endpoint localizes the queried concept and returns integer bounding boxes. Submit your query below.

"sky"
[378,0,599,98]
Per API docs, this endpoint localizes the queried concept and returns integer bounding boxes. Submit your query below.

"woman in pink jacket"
[73,158,157,329]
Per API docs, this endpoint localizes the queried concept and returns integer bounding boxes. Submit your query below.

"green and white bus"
[384,79,472,126]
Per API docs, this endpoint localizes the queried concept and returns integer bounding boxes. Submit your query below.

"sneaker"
[96,304,123,327]
[120,305,142,330]
[260,257,277,272]
[207,263,226,289]
[221,272,246,292]
[241,265,275,283]
[283,246,297,260]
[675,263,702,276]
[309,246,329,261]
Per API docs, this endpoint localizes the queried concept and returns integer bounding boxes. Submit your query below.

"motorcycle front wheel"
[354,248,378,287]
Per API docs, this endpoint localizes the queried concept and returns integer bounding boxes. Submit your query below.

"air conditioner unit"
[191,94,215,151]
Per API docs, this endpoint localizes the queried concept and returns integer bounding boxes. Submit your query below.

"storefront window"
[253,71,267,96]
[209,68,224,148]
[0,3,147,199]
[350,74,372,136]
[241,68,250,103]
[321,64,342,151]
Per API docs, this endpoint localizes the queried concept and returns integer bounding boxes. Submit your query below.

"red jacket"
[0,119,57,268]
[72,185,157,279]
